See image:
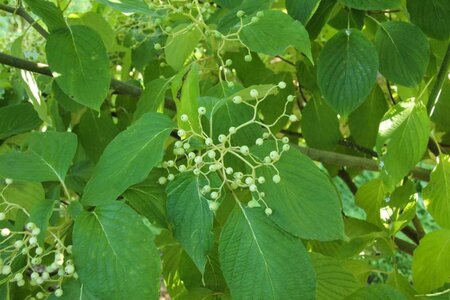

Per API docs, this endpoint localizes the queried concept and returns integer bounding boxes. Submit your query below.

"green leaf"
[387,271,418,300]
[286,0,321,24]
[311,253,361,300]
[46,25,111,111]
[301,97,341,150]
[81,112,173,206]
[214,0,243,9]
[171,65,201,133]
[24,0,66,32]
[0,103,41,140]
[95,0,153,14]
[77,110,119,162]
[123,170,168,228]
[355,178,387,227]
[217,0,273,33]
[412,229,450,293]
[165,24,202,71]
[306,0,337,40]
[167,172,214,273]
[349,86,389,149]
[219,205,316,299]
[339,0,401,10]
[376,100,430,190]
[1,181,45,215]
[252,143,345,240]
[375,21,430,87]
[423,155,450,229]
[73,202,161,300]
[133,78,170,121]
[407,0,450,40]
[240,10,312,61]
[430,78,450,131]
[28,200,55,244]
[48,280,97,300]
[317,29,379,116]
[76,12,116,50]
[347,284,406,299]
[0,132,77,182]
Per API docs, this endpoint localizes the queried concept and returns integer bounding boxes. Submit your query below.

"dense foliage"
[0,0,449,299]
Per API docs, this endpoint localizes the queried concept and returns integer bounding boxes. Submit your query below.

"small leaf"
[23,0,66,32]
[317,29,379,116]
[252,143,345,241]
[166,173,214,273]
[1,181,45,215]
[165,24,202,71]
[240,10,312,61]
[412,229,450,293]
[0,103,41,140]
[81,112,173,207]
[407,0,450,40]
[0,132,77,182]
[355,178,386,227]
[376,100,430,190]
[347,284,406,299]
[28,200,55,244]
[423,155,450,229]
[301,97,341,150]
[133,78,170,121]
[286,0,321,24]
[375,21,430,87]
[311,253,362,300]
[219,205,316,299]
[46,26,111,111]
[95,0,153,14]
[339,0,401,10]
[73,202,161,300]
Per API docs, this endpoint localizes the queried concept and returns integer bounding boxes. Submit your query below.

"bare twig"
[0,4,49,38]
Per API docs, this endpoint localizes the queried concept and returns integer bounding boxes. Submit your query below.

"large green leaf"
[46,25,111,111]
[0,132,77,182]
[24,0,66,32]
[95,0,153,14]
[317,29,379,116]
[349,86,389,149]
[240,10,312,61]
[301,97,341,150]
[286,0,321,24]
[252,143,345,240]
[311,253,361,300]
[412,229,450,293]
[347,284,406,299]
[73,202,161,300]
[339,0,401,10]
[81,112,173,206]
[375,22,430,87]
[219,205,316,299]
[165,24,202,71]
[167,173,214,273]
[407,0,450,40]
[0,103,41,140]
[376,100,430,190]
[423,155,450,229]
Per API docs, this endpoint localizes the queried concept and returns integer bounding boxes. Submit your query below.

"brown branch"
[401,225,419,244]
[0,52,142,97]
[295,145,431,182]
[394,237,416,256]
[413,215,426,241]
[0,4,49,38]
[338,169,358,194]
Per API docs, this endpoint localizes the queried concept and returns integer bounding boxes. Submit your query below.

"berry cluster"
[0,221,75,298]
[159,84,298,216]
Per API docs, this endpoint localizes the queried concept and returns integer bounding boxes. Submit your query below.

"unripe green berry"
[177,129,186,137]
[210,192,219,199]
[262,132,270,138]
[258,176,265,184]
[250,89,259,98]
[0,212,5,221]
[289,114,298,122]
[17,279,25,287]
[232,96,242,104]
[180,114,189,122]
[227,81,235,88]
[188,152,196,160]
[269,151,279,160]
[249,184,257,192]
[256,138,263,146]
[208,150,216,158]
[198,106,206,115]
[265,207,273,216]
[36,292,44,299]
[247,199,260,208]
[178,165,187,172]
[203,185,211,193]
[175,141,183,148]
[154,43,162,50]
[193,168,201,175]
[225,167,234,175]
[54,289,63,297]
[194,156,203,164]
[236,10,245,18]
[205,138,213,146]
[183,143,190,150]
[167,174,175,181]
[167,160,175,167]
[282,144,290,151]
[1,265,11,275]
[287,95,295,102]
[278,81,287,89]
[251,16,259,22]
[244,54,252,62]
[208,201,219,211]
[229,126,237,134]
[256,11,264,18]
[1,228,10,237]
[225,59,232,66]
[240,145,250,155]
[14,240,24,249]
[272,175,281,183]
